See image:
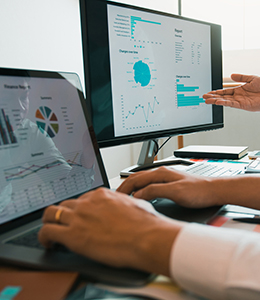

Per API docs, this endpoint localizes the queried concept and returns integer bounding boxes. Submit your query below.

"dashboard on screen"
[80,0,223,148]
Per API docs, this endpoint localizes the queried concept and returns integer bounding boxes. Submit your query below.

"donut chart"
[35,106,59,138]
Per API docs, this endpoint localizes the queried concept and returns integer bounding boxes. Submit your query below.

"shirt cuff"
[169,223,247,300]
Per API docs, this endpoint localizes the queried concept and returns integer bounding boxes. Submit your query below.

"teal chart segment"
[133,60,151,87]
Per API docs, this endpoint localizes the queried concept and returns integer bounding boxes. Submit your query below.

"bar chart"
[130,15,161,39]
[176,79,205,107]
[0,108,17,146]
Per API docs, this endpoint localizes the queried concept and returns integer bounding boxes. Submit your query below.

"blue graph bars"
[0,109,17,145]
[176,80,205,107]
[177,84,199,93]
[177,94,205,107]
[131,16,161,38]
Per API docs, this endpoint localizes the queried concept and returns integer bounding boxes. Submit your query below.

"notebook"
[0,68,153,286]
[0,68,221,286]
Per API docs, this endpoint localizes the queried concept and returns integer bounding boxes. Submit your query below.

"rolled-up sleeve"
[170,223,260,300]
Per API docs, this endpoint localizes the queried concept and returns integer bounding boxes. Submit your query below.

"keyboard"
[245,158,260,173]
[6,227,70,252]
[185,162,244,177]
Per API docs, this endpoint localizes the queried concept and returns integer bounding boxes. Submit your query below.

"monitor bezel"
[80,0,223,148]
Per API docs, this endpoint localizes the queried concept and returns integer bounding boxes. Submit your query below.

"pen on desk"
[233,217,260,224]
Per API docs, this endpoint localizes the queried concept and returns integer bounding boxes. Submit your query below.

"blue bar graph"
[131,16,161,38]
[176,79,205,107]
[177,84,199,92]
[177,94,205,107]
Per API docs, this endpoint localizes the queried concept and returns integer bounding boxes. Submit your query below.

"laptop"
[0,67,155,286]
[0,68,220,286]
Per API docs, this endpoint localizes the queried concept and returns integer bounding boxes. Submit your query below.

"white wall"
[0,0,84,80]
[223,49,260,77]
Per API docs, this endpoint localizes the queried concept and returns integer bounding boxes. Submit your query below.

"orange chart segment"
[35,109,45,120]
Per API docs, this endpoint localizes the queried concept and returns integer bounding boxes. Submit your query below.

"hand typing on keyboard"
[117,166,221,209]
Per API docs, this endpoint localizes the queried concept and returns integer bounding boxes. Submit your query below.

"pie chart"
[133,60,151,87]
[35,106,59,138]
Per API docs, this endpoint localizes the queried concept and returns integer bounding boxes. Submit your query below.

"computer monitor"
[80,0,223,175]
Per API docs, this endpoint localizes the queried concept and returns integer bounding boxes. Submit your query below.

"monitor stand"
[120,139,193,177]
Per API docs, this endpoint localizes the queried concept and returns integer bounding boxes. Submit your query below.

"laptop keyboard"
[6,227,70,253]
[185,162,243,177]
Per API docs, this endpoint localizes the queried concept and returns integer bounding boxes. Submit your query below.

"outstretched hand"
[117,166,220,209]
[203,74,260,111]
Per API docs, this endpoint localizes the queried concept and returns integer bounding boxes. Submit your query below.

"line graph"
[124,96,159,123]
[4,153,82,182]
[0,152,95,223]
[120,95,161,132]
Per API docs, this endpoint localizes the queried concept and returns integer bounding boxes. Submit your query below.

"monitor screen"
[80,0,223,148]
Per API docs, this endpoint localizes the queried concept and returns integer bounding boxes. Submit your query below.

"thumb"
[231,73,255,83]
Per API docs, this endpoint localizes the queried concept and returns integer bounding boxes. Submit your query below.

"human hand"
[203,74,260,111]
[38,188,183,276]
[117,167,220,209]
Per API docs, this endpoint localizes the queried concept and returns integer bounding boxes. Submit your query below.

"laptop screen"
[0,68,109,225]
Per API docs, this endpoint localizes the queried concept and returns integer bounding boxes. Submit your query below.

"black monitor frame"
[80,0,223,150]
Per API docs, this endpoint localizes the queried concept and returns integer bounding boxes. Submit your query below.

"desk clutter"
[65,279,202,300]
[174,145,248,160]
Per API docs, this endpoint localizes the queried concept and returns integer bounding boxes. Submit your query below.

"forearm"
[209,175,260,209]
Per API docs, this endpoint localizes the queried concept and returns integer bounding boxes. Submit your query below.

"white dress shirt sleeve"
[170,223,260,300]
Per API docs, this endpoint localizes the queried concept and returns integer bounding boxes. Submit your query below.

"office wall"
[0,1,259,180]
[0,0,84,80]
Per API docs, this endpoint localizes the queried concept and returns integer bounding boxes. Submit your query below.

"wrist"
[205,177,231,207]
[133,216,184,276]
[213,175,260,209]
